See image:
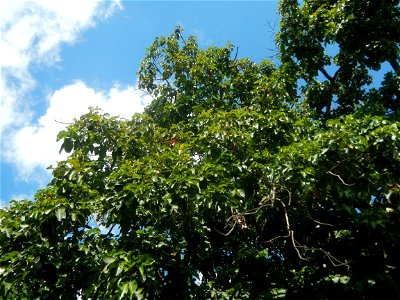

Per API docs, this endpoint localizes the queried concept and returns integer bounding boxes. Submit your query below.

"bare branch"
[233,46,239,62]
[54,119,73,125]
[178,32,187,47]
[243,203,268,215]
[291,232,309,261]
[216,220,237,236]
[306,207,334,227]
[262,234,290,244]
[327,171,355,186]
[102,224,116,237]
[216,208,243,236]
[265,18,279,37]
[286,189,292,206]
[319,67,334,82]
[276,198,308,260]
[267,197,347,266]
[295,245,350,268]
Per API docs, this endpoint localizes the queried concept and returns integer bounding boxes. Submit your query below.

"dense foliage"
[1,0,399,299]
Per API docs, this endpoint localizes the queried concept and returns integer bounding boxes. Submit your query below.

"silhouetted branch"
[54,119,73,125]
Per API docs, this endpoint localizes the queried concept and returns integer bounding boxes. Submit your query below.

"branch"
[291,232,309,261]
[265,18,279,37]
[233,46,239,62]
[266,197,348,267]
[306,207,334,227]
[54,119,73,125]
[327,171,355,186]
[319,66,342,116]
[134,87,155,101]
[101,224,116,237]
[319,67,334,82]
[389,58,399,73]
[262,234,290,244]
[216,220,237,236]
[177,32,187,47]
[328,154,363,173]
[333,66,342,80]
[262,19,280,62]
[295,245,350,268]
[150,61,175,93]
[243,203,268,215]
[277,198,309,261]
[319,66,342,83]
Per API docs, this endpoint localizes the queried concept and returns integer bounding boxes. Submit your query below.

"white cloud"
[3,81,151,181]
[0,0,122,132]
[0,0,123,187]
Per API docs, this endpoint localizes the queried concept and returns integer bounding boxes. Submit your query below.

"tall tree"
[1,1,399,299]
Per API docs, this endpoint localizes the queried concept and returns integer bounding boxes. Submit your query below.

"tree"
[278,0,400,117]
[1,1,399,299]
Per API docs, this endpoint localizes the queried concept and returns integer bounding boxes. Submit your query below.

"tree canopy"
[1,0,399,299]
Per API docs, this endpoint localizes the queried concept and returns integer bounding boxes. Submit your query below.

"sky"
[0,1,280,206]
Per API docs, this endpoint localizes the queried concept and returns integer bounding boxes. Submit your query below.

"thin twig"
[328,153,363,173]
[150,61,175,93]
[54,119,73,125]
[216,208,238,236]
[306,207,334,227]
[243,203,268,215]
[216,220,237,236]
[102,224,116,237]
[327,171,355,186]
[295,245,349,268]
[262,234,290,244]
[233,46,239,62]
[134,87,154,98]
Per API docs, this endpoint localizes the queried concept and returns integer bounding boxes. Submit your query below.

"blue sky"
[0,1,279,206]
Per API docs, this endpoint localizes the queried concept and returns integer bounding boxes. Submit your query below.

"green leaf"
[236,189,245,198]
[55,207,66,221]
[103,257,116,265]
[128,280,138,296]
[60,139,73,153]
[138,265,146,281]
[116,265,123,276]
[120,283,129,299]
